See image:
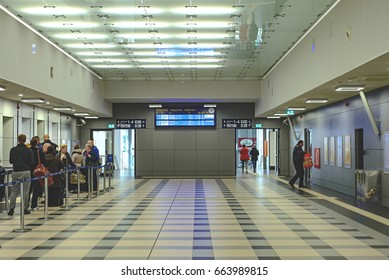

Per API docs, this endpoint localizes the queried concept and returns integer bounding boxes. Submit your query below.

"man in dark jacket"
[8,134,34,215]
[250,145,260,173]
[289,140,305,189]
[43,134,58,151]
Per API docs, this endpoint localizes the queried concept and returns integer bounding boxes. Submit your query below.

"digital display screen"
[155,106,216,127]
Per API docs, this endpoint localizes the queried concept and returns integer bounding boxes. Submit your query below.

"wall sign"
[222,119,252,128]
[344,135,351,168]
[314,148,320,168]
[116,119,146,129]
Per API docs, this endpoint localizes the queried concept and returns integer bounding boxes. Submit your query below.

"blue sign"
[286,110,295,115]
[255,124,263,128]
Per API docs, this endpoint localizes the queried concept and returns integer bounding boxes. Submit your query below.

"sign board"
[116,119,146,129]
[286,110,295,115]
[255,124,263,128]
[222,119,252,128]
[107,123,115,128]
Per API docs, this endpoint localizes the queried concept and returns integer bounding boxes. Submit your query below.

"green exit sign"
[108,123,115,128]
[255,124,263,128]
[286,110,295,115]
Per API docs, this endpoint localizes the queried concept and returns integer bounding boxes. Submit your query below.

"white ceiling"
[0,0,337,81]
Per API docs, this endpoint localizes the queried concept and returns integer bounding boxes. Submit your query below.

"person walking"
[240,144,250,174]
[8,134,34,215]
[250,145,260,173]
[289,140,305,189]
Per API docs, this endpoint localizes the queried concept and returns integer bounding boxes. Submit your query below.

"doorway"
[92,130,113,166]
[114,129,135,177]
[304,128,312,184]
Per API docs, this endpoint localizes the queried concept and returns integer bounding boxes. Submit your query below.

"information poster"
[330,136,335,166]
[337,136,343,167]
[384,132,389,173]
[344,135,351,168]
[323,137,328,165]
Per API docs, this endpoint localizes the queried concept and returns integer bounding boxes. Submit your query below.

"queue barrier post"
[95,166,99,198]
[38,175,53,221]
[61,168,69,210]
[108,163,112,191]
[103,164,107,193]
[86,166,92,200]
[76,167,81,202]
[12,178,32,233]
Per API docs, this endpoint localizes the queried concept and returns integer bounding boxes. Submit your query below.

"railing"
[0,163,114,242]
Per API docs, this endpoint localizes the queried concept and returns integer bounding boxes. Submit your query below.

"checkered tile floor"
[1,174,389,260]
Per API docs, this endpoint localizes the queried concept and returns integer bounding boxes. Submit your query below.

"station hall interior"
[0,0,389,260]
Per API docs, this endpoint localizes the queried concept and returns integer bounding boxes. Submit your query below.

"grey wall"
[289,87,389,207]
[113,103,287,177]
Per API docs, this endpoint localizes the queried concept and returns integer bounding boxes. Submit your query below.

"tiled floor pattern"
[0,175,389,260]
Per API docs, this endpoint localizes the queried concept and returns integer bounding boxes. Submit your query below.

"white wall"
[256,0,389,116]
[0,9,112,117]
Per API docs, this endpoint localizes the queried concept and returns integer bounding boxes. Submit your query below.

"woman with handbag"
[30,138,47,210]
[46,146,65,206]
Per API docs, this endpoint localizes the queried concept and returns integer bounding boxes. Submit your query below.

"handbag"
[33,150,54,187]
[70,173,86,185]
[303,152,313,168]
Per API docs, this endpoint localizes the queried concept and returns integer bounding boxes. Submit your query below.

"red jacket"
[240,147,250,161]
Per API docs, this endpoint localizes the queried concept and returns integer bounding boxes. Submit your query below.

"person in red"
[240,144,250,174]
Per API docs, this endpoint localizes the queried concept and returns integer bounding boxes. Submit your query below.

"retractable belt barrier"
[0,164,110,237]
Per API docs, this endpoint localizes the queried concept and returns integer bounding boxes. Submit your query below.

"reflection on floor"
[0,172,388,260]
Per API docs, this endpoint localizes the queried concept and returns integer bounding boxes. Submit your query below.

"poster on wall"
[324,137,328,165]
[237,138,256,148]
[330,136,335,166]
[314,148,320,168]
[384,132,389,173]
[344,135,351,168]
[337,136,343,167]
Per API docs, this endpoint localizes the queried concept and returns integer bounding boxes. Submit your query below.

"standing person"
[59,144,76,169]
[71,145,83,167]
[240,144,250,174]
[43,134,58,151]
[29,138,47,210]
[33,136,43,151]
[87,139,100,162]
[45,146,65,206]
[8,134,34,215]
[250,145,260,173]
[289,140,306,189]
[84,143,99,190]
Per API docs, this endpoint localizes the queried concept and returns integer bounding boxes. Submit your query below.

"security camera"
[282,119,289,126]
[81,119,86,125]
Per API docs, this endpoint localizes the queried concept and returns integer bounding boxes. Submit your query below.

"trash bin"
[355,169,381,206]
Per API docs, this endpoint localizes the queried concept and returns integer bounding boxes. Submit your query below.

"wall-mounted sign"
[286,110,295,115]
[116,119,146,129]
[238,138,256,148]
[107,123,115,129]
[314,148,320,168]
[255,124,263,128]
[222,119,252,128]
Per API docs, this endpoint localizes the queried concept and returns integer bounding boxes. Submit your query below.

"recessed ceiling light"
[149,104,162,108]
[288,107,306,111]
[53,106,72,111]
[84,116,99,119]
[305,99,328,104]
[74,112,90,116]
[274,113,287,116]
[335,85,365,92]
[18,93,24,97]
[267,116,280,119]
[21,98,45,103]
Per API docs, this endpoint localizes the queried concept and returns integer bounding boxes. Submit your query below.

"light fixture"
[149,104,162,108]
[21,98,45,103]
[267,116,280,119]
[53,106,72,111]
[0,85,5,91]
[204,104,217,108]
[288,107,306,111]
[84,116,99,119]
[274,113,287,116]
[305,99,328,104]
[335,85,365,92]
[74,112,90,116]
[18,93,24,97]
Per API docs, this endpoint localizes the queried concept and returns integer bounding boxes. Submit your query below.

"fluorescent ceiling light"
[39,22,98,29]
[121,33,172,39]
[181,65,219,69]
[0,85,5,91]
[177,33,230,39]
[53,106,72,111]
[102,7,164,15]
[274,113,288,116]
[335,85,365,92]
[22,7,86,15]
[176,22,232,28]
[288,107,306,111]
[74,112,90,116]
[204,104,217,108]
[77,51,123,56]
[267,116,280,119]
[149,104,162,108]
[93,65,132,69]
[85,58,129,63]
[66,43,116,49]
[54,33,108,40]
[84,116,99,119]
[305,99,328,104]
[173,7,235,15]
[21,98,45,103]
[114,22,170,28]
[178,43,230,49]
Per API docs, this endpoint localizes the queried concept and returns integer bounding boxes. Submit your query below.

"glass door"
[114,129,135,176]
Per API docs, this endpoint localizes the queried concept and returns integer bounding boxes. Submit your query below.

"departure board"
[155,107,216,127]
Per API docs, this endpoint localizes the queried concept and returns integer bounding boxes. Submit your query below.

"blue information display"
[155,107,216,127]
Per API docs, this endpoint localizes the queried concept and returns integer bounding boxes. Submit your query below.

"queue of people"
[6,134,100,216]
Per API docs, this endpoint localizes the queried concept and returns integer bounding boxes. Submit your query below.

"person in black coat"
[46,146,65,206]
[250,145,260,173]
[289,140,305,189]
[29,138,47,210]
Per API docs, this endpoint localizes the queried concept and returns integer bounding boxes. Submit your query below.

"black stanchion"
[103,165,107,193]
[61,168,69,210]
[108,163,112,191]
[76,167,81,202]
